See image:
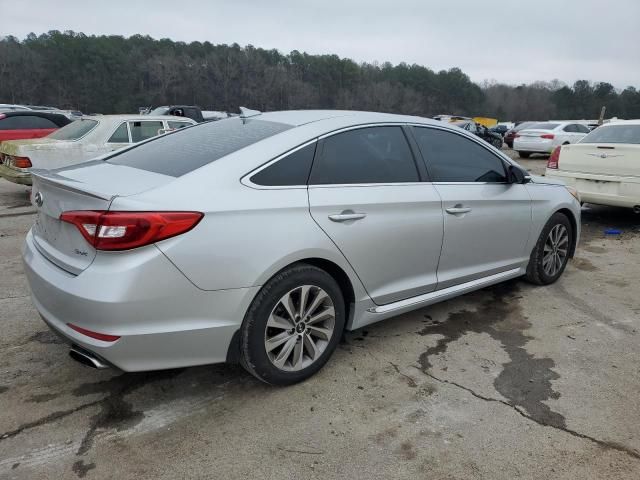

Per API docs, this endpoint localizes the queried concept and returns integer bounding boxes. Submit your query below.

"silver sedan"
[23,110,581,385]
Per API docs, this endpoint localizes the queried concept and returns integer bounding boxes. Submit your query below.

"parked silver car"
[23,110,581,385]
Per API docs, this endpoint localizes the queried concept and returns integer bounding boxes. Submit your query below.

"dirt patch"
[571,257,597,271]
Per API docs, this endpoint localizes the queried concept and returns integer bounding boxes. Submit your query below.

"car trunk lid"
[557,143,640,177]
[30,163,175,274]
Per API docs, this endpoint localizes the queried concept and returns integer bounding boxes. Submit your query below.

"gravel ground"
[1,152,639,479]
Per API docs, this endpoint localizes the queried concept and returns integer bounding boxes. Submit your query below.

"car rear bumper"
[22,229,260,371]
[0,164,32,185]
[514,138,554,153]
[546,170,640,208]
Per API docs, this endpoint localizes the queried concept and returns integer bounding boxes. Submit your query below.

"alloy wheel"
[264,285,335,371]
[542,224,569,277]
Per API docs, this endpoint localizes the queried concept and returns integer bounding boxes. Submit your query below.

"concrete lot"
[1,154,639,479]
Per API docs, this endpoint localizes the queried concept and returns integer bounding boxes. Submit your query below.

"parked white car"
[545,120,640,211]
[0,115,196,185]
[514,121,590,158]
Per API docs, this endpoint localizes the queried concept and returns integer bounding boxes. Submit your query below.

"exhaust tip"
[69,347,109,369]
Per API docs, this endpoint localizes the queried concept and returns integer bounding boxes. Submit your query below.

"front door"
[308,126,444,305]
[411,126,532,289]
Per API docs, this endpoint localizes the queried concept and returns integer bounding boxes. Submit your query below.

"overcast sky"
[3,0,639,88]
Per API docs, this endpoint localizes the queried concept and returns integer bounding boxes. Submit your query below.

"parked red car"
[0,111,71,142]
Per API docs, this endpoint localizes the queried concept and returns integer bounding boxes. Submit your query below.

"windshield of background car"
[148,107,170,115]
[47,119,98,140]
[107,117,292,176]
[529,122,559,130]
[580,124,640,144]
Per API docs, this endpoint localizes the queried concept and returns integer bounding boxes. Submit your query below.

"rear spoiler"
[30,169,115,201]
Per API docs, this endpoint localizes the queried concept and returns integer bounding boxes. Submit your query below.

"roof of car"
[0,110,72,125]
[256,110,442,127]
[606,119,640,126]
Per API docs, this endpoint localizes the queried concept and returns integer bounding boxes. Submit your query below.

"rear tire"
[239,263,345,385]
[518,152,531,158]
[526,213,573,285]
[492,138,503,149]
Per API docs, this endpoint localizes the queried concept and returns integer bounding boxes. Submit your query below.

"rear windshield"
[580,124,640,144]
[107,117,292,176]
[528,123,559,130]
[148,107,169,116]
[48,119,98,140]
[513,122,536,132]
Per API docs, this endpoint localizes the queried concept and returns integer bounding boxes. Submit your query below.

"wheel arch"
[555,208,578,258]
[227,256,359,364]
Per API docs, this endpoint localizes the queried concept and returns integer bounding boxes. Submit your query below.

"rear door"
[412,126,532,289]
[308,125,444,305]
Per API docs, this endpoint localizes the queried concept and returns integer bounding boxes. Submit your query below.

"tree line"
[1,31,639,121]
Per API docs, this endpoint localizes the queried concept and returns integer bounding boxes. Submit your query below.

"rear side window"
[108,123,130,143]
[49,119,98,140]
[168,121,192,130]
[129,121,163,142]
[310,126,419,185]
[107,117,292,177]
[575,124,590,134]
[563,124,577,132]
[580,124,640,144]
[0,115,58,129]
[250,142,316,186]
[413,127,507,183]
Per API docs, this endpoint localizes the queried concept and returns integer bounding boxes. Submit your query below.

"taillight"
[541,134,555,139]
[60,211,203,251]
[548,146,561,169]
[4,155,32,168]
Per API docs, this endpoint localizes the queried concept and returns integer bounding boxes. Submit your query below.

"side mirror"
[508,165,530,184]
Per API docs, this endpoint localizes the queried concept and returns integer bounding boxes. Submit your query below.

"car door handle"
[445,206,472,215]
[328,212,367,222]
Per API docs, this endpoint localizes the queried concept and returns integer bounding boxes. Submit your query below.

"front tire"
[240,263,345,385]
[526,213,573,285]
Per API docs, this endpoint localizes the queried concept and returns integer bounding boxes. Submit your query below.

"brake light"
[13,156,32,168]
[541,134,555,139]
[60,211,203,250]
[67,323,120,342]
[548,146,561,169]
[0,113,5,120]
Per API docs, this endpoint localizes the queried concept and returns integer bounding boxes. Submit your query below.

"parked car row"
[514,121,591,157]
[0,115,195,184]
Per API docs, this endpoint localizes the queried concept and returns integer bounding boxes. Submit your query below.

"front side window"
[310,126,419,185]
[107,123,130,143]
[48,119,98,140]
[129,121,164,142]
[413,127,507,183]
[250,142,316,186]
